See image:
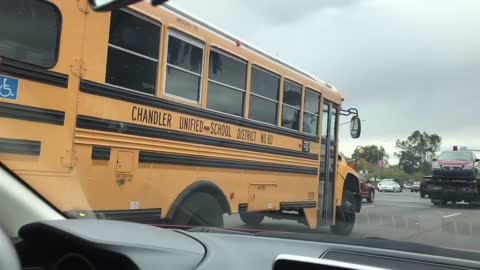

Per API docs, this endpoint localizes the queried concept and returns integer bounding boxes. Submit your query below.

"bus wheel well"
[344,174,359,194]
[166,181,231,220]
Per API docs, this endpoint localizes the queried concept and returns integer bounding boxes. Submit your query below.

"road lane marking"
[442,212,462,218]
[378,203,480,213]
[363,206,375,208]
[376,203,429,208]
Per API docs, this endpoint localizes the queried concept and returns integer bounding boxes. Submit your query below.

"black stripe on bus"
[0,102,65,125]
[0,58,68,88]
[91,146,111,160]
[138,151,318,175]
[0,138,41,156]
[280,201,317,210]
[79,80,319,142]
[76,115,318,160]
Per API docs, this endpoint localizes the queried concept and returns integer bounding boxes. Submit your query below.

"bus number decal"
[260,133,273,145]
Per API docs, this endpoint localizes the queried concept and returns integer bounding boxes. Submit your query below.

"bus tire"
[171,192,224,227]
[239,212,264,226]
[330,190,356,236]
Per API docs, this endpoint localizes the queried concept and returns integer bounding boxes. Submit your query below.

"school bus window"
[281,79,302,130]
[303,88,320,135]
[249,66,280,125]
[0,0,61,68]
[106,10,160,95]
[330,106,338,143]
[165,30,204,103]
[207,48,246,116]
[322,103,329,137]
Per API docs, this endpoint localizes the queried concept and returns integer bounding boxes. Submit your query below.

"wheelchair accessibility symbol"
[0,75,18,100]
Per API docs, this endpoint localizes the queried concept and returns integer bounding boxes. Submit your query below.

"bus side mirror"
[350,116,361,139]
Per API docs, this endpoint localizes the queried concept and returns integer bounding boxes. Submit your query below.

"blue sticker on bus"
[0,75,18,100]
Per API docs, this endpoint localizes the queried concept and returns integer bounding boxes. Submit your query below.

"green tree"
[395,131,441,174]
[352,145,389,163]
[379,165,410,182]
[354,158,375,173]
[412,171,425,182]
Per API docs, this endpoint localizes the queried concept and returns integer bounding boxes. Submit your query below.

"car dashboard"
[15,220,480,270]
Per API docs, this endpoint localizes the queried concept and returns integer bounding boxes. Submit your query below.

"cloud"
[242,0,362,25]
[169,0,480,161]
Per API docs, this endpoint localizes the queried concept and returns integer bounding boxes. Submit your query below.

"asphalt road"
[224,191,480,251]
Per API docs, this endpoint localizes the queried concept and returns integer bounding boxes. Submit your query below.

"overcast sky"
[169,0,480,163]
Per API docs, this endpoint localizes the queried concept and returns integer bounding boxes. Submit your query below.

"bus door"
[318,102,338,225]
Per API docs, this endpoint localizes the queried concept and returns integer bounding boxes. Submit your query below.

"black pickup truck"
[419,176,429,198]
[429,150,480,205]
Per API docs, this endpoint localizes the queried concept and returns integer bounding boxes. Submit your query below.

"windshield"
[2,0,480,256]
[438,151,473,161]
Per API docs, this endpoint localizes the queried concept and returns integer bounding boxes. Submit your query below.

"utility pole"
[376,149,380,183]
[376,141,391,184]
[375,146,380,181]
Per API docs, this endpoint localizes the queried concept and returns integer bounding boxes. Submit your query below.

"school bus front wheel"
[330,190,356,235]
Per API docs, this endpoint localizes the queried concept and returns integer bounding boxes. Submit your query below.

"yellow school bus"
[0,0,361,234]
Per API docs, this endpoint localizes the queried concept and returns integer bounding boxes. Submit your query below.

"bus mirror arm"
[88,0,168,12]
[340,108,358,117]
[340,108,362,138]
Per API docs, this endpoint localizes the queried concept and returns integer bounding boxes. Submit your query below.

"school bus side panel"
[0,0,89,209]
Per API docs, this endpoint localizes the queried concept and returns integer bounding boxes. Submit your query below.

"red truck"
[429,149,480,205]
[360,180,376,203]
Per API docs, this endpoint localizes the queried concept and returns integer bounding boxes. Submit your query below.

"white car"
[403,182,413,189]
[378,180,401,192]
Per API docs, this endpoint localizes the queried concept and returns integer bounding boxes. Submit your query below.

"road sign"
[378,160,385,168]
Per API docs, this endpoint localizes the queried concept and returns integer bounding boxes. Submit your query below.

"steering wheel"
[0,228,21,270]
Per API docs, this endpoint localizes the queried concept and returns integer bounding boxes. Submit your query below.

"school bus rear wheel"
[171,192,224,227]
[239,212,265,226]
